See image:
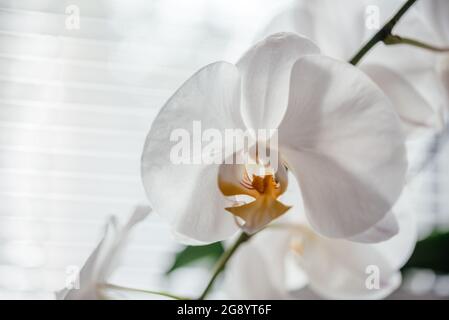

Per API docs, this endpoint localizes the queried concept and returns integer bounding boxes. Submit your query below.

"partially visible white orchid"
[225,180,417,300]
[56,206,151,300]
[262,0,447,138]
[141,33,407,245]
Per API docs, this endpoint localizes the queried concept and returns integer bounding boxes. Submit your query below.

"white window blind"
[0,0,293,299]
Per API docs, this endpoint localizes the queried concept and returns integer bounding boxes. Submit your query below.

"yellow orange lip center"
[218,164,291,233]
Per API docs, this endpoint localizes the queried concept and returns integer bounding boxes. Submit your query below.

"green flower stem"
[384,34,449,52]
[349,0,418,65]
[101,283,190,300]
[198,232,251,300]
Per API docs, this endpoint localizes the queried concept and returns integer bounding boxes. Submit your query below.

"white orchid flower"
[141,33,407,244]
[56,206,151,300]
[225,180,417,300]
[263,0,446,137]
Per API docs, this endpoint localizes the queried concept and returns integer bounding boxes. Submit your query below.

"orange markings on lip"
[218,163,291,233]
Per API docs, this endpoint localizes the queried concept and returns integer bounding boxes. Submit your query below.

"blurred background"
[0,0,447,299]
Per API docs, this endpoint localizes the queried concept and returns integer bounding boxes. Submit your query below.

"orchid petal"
[362,64,444,136]
[279,55,407,238]
[299,233,402,299]
[299,201,416,299]
[369,201,417,270]
[141,62,243,243]
[349,211,399,243]
[226,230,295,299]
[58,206,151,300]
[236,32,320,131]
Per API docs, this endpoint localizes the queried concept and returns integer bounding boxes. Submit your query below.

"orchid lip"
[218,161,291,234]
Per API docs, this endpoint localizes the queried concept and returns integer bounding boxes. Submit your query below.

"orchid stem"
[384,34,449,52]
[198,232,251,300]
[101,283,189,300]
[349,0,418,65]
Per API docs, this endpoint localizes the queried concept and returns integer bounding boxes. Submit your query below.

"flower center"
[240,165,280,195]
[218,161,291,233]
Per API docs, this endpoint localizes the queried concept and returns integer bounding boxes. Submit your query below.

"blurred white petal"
[349,212,399,243]
[58,206,151,300]
[300,234,402,300]
[226,229,294,299]
[362,64,444,136]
